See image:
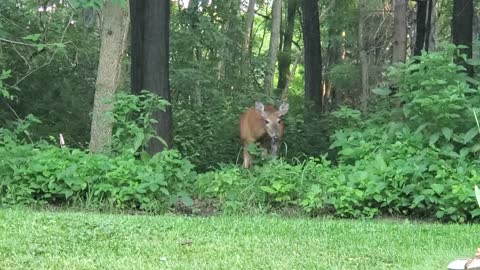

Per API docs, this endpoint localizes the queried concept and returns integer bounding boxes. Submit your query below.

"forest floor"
[0,207,477,269]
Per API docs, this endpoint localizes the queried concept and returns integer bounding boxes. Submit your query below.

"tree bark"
[89,1,129,153]
[452,0,473,77]
[282,48,303,101]
[243,0,256,54]
[302,0,322,111]
[130,0,172,154]
[392,0,407,63]
[427,0,437,51]
[277,0,297,91]
[359,0,369,113]
[424,0,433,51]
[264,0,282,95]
[413,0,427,56]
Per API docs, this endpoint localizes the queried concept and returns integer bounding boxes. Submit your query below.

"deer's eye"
[277,119,282,124]
[265,120,270,124]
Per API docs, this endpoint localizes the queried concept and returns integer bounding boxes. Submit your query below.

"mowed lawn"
[0,208,478,270]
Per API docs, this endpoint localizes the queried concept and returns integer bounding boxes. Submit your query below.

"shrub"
[0,92,196,212]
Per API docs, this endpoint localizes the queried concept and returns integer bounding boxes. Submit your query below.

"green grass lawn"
[0,208,478,270]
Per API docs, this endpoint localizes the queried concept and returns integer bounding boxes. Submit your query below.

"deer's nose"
[272,135,280,142]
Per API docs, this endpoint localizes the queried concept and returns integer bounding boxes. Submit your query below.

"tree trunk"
[424,0,433,51]
[282,48,304,101]
[427,0,437,51]
[241,0,256,77]
[130,0,172,154]
[452,0,473,77]
[89,1,129,153]
[392,0,407,63]
[130,0,143,95]
[217,0,240,80]
[264,0,282,95]
[359,0,369,113]
[243,0,256,54]
[413,0,427,56]
[81,7,97,28]
[302,0,322,111]
[277,0,297,91]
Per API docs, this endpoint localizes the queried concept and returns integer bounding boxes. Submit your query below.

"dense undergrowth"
[2,44,480,222]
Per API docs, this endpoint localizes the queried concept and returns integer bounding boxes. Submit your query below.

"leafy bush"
[0,92,196,212]
[193,45,480,222]
[110,90,170,155]
[387,43,480,152]
[0,140,196,211]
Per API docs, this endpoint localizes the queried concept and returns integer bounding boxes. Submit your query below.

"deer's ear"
[278,102,289,116]
[255,101,267,118]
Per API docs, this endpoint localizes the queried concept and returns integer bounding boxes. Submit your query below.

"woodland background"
[1,0,480,222]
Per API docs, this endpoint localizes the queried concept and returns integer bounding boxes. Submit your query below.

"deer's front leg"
[243,147,252,168]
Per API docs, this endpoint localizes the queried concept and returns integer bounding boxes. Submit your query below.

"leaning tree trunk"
[302,0,323,111]
[130,0,172,154]
[89,1,129,153]
[264,0,282,95]
[392,0,407,63]
[277,0,297,91]
[358,0,369,114]
[452,0,473,77]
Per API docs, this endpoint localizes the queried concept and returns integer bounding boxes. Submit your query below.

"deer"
[239,101,289,168]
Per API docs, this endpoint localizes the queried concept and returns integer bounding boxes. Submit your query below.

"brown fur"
[239,103,286,168]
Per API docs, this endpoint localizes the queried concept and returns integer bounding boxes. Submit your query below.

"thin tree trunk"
[359,0,369,113]
[452,0,473,77]
[413,0,427,56]
[257,18,268,57]
[89,1,129,153]
[218,0,240,80]
[282,48,303,101]
[392,0,407,63]
[243,0,256,54]
[130,0,172,153]
[264,0,282,95]
[302,0,323,111]
[241,0,256,78]
[427,0,437,51]
[277,0,297,91]
[424,0,433,51]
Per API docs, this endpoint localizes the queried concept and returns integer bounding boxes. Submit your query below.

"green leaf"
[260,186,276,194]
[413,195,425,206]
[341,148,354,156]
[441,127,453,141]
[180,195,194,207]
[63,189,74,198]
[374,155,387,172]
[470,208,480,218]
[149,183,159,192]
[159,187,170,196]
[475,185,480,208]
[371,87,392,96]
[431,184,444,195]
[435,210,444,219]
[36,44,45,51]
[22,34,41,41]
[415,123,430,134]
[463,127,478,144]
[133,133,144,151]
[429,133,440,146]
